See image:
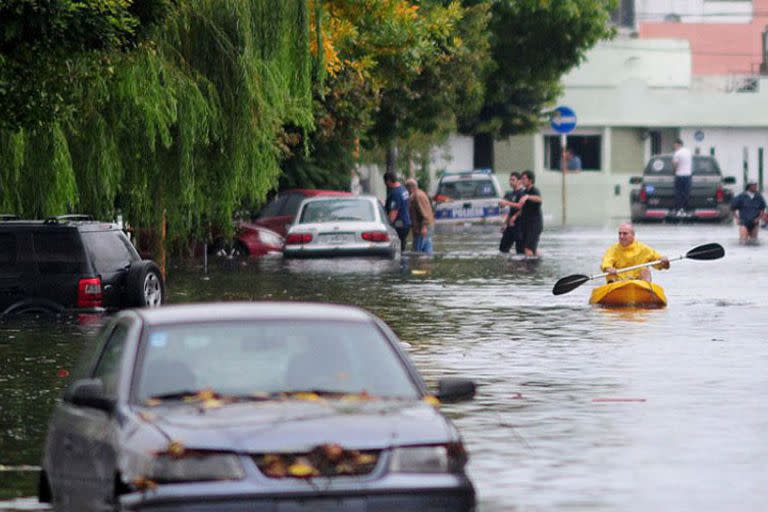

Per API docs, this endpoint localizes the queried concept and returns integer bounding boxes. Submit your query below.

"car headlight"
[150,453,245,483]
[389,444,467,473]
[259,230,283,247]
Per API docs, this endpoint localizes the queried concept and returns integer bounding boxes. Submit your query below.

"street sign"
[551,106,577,134]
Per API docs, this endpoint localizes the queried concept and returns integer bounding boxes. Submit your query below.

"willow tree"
[0,0,313,258]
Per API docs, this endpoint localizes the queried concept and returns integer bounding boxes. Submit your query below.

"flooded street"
[2,223,767,511]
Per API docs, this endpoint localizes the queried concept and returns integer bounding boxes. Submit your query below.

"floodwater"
[2,223,767,511]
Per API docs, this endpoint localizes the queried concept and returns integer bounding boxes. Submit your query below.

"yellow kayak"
[589,280,667,308]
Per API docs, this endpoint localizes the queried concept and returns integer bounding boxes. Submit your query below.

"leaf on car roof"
[423,395,441,407]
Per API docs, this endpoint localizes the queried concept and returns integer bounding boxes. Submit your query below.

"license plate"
[322,233,354,244]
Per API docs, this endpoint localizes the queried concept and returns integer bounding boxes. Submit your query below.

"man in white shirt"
[672,138,693,215]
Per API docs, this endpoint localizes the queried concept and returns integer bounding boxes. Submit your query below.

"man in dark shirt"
[384,171,411,252]
[498,172,524,254]
[731,181,766,244]
[517,170,543,257]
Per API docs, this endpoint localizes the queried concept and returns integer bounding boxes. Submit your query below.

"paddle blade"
[552,274,590,295]
[685,243,725,260]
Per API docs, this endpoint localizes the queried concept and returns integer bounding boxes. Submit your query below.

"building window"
[610,0,635,28]
[545,135,602,171]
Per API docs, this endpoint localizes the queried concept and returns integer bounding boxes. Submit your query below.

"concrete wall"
[611,128,647,174]
[681,127,768,190]
[494,134,536,174]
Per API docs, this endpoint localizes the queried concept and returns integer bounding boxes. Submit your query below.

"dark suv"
[0,216,164,317]
[629,154,737,222]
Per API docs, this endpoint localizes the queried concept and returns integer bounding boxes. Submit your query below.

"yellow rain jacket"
[600,241,665,282]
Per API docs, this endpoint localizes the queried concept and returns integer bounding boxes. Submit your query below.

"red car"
[253,189,352,237]
[232,223,284,257]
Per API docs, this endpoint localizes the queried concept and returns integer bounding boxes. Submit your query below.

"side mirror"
[65,378,115,413]
[629,176,643,185]
[436,377,476,403]
[723,176,736,185]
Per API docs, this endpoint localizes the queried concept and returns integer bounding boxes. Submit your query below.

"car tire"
[232,240,249,258]
[125,261,164,308]
[1,299,65,319]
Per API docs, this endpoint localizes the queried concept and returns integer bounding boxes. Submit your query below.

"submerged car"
[38,302,476,512]
[629,154,736,222]
[228,223,284,257]
[283,195,400,258]
[253,188,352,237]
[0,216,164,317]
[433,170,504,224]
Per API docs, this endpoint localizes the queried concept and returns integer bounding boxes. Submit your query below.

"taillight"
[285,233,313,245]
[639,185,647,202]
[77,277,103,308]
[715,185,724,203]
[362,231,389,242]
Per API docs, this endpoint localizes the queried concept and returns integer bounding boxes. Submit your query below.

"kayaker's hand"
[606,267,617,276]
[660,257,670,269]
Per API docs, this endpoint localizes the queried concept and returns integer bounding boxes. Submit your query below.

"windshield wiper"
[147,389,205,401]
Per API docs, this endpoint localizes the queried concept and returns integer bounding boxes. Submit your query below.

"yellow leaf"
[423,395,440,407]
[166,440,186,458]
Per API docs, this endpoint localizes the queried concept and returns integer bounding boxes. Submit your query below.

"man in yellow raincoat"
[601,223,670,282]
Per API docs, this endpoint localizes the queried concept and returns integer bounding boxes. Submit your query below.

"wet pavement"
[1,223,767,511]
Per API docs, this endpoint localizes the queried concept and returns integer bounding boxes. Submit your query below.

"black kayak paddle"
[552,242,725,296]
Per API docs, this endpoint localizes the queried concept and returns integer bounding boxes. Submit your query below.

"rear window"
[299,199,375,223]
[257,195,287,219]
[281,193,307,217]
[437,178,498,199]
[81,230,138,273]
[644,156,721,176]
[0,234,16,267]
[32,231,86,273]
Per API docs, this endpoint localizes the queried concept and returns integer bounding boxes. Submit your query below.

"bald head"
[618,223,635,247]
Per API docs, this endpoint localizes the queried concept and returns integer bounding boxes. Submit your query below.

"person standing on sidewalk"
[384,171,411,252]
[672,138,693,215]
[405,178,434,254]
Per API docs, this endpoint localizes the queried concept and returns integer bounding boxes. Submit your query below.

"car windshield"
[644,156,721,176]
[298,199,375,223]
[437,178,497,199]
[134,320,419,402]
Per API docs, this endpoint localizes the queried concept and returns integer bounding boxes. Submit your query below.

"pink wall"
[640,9,768,75]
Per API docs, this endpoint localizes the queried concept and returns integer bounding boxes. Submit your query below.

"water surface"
[2,223,766,511]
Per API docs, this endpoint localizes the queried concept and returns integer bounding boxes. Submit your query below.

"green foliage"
[459,0,616,137]
[285,0,490,189]
[0,0,314,251]
[0,0,170,130]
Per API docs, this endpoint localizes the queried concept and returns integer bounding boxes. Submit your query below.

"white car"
[283,196,401,258]
[433,170,505,224]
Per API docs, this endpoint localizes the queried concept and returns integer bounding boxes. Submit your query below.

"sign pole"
[550,105,576,228]
[561,133,567,226]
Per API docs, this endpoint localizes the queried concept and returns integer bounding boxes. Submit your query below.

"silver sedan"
[283,195,401,258]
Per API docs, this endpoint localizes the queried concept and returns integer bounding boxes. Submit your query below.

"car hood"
[141,399,455,452]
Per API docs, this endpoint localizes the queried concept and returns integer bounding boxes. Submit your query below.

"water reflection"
[2,224,768,511]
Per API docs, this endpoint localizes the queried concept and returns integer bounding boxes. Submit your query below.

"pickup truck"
[629,154,736,222]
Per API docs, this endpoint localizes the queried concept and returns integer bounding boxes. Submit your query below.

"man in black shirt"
[498,172,524,254]
[517,170,543,257]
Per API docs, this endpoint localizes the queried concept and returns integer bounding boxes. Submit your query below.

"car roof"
[439,172,498,183]
[284,189,352,197]
[0,219,120,231]
[132,302,374,326]
[300,195,378,204]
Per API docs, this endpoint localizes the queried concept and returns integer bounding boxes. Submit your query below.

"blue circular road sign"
[551,105,577,134]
